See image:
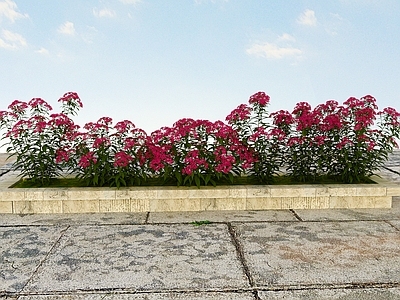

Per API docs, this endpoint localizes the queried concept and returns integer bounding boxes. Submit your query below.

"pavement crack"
[289,209,303,221]
[382,166,400,176]
[253,290,262,300]
[227,222,255,288]
[20,225,70,292]
[385,220,400,231]
[144,211,150,224]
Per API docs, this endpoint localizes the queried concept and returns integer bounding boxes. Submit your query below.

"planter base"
[0,172,399,214]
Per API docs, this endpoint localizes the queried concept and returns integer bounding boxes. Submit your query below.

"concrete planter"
[0,172,399,214]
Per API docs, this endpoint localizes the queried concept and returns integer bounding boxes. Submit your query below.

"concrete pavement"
[0,152,400,299]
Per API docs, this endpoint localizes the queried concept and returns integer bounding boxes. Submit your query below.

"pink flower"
[295,111,320,131]
[270,110,294,126]
[214,147,235,174]
[114,120,135,133]
[320,114,342,131]
[367,141,376,151]
[114,151,133,168]
[182,150,208,175]
[6,119,32,138]
[379,107,400,126]
[287,137,304,147]
[313,135,326,146]
[97,117,113,126]
[28,98,52,110]
[292,102,311,116]
[337,137,353,149]
[56,149,70,163]
[343,97,363,109]
[354,107,376,131]
[225,104,251,124]
[360,95,378,110]
[8,100,28,114]
[380,107,400,118]
[249,91,270,107]
[147,144,173,171]
[58,92,83,108]
[78,152,97,168]
[34,121,47,133]
[93,137,109,148]
[268,128,286,141]
[49,113,74,127]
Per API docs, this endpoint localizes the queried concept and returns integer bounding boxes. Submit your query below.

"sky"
[1,0,400,135]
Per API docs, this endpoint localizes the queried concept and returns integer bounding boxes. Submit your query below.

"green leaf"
[195,175,200,188]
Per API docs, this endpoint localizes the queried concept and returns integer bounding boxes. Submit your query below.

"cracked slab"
[259,287,400,299]
[0,213,147,226]
[0,226,67,293]
[294,207,400,222]
[23,224,248,293]
[389,220,400,231]
[18,292,255,299]
[148,209,297,223]
[235,221,400,288]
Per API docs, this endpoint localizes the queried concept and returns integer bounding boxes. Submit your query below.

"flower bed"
[1,91,400,189]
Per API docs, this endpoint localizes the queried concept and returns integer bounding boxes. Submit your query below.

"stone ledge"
[0,174,398,214]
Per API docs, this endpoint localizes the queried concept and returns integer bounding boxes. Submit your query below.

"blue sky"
[1,0,400,134]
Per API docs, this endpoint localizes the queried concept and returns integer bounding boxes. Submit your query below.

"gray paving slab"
[378,169,400,183]
[234,221,400,288]
[389,220,400,231]
[23,224,248,293]
[259,287,400,300]
[148,210,297,224]
[0,226,67,293]
[293,197,400,221]
[17,292,255,299]
[385,150,400,167]
[293,207,400,222]
[0,213,147,226]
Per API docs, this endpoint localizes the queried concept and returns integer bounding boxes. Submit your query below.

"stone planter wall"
[0,172,399,214]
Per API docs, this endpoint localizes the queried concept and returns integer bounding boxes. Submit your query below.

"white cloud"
[36,47,49,55]
[119,0,141,4]
[246,33,302,60]
[277,33,296,43]
[58,21,75,36]
[246,43,302,60]
[0,0,28,23]
[297,9,317,26]
[0,29,27,49]
[93,8,116,18]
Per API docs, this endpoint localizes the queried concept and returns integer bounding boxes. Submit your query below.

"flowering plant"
[227,92,283,183]
[149,118,254,187]
[270,95,400,183]
[73,118,149,188]
[0,93,81,185]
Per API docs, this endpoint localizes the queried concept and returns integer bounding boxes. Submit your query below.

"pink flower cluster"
[1,91,399,186]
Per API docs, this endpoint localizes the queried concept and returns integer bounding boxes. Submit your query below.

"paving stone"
[0,213,147,226]
[293,197,400,221]
[235,221,400,288]
[389,220,400,231]
[0,226,67,293]
[23,224,248,293]
[148,209,297,223]
[294,207,400,221]
[259,287,400,299]
[18,292,255,299]
[377,170,400,183]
